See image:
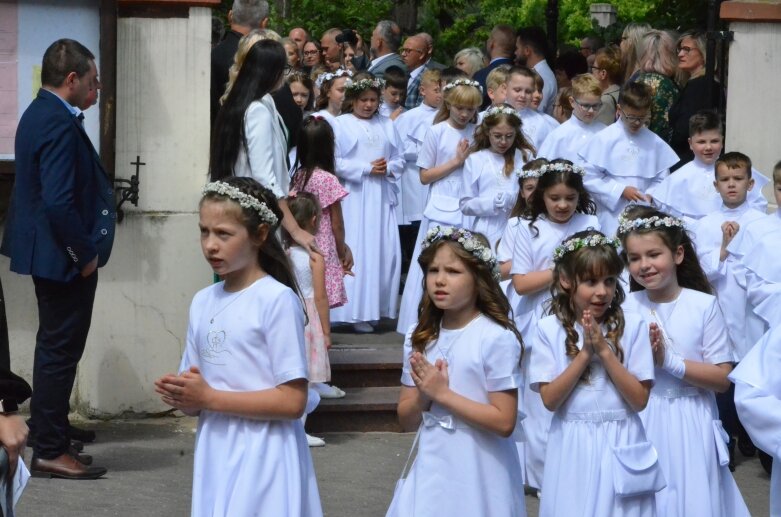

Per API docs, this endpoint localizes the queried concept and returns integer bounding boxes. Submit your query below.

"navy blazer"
[473,57,513,110]
[2,89,115,282]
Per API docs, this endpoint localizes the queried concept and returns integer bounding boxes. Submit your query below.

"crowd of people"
[2,0,779,515]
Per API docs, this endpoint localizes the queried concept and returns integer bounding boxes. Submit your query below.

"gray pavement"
[16,416,772,516]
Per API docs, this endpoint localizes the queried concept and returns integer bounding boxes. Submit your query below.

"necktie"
[77,113,85,126]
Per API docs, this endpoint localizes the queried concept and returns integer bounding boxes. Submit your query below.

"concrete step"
[307,386,402,433]
[328,342,403,388]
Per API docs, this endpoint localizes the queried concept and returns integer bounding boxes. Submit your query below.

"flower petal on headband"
[516,162,585,179]
[203,181,279,226]
[616,210,685,236]
[553,233,620,263]
[422,225,501,282]
[346,77,385,93]
[314,68,353,89]
[485,105,518,118]
[443,78,483,94]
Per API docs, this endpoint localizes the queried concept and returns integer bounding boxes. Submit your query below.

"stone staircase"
[306,320,405,433]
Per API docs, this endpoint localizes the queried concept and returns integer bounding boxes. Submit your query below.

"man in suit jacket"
[1,39,114,480]
[211,0,301,149]
[473,24,516,109]
[367,20,407,79]
[402,35,429,110]
[417,33,446,71]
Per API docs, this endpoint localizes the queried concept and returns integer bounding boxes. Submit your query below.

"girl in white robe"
[460,104,535,249]
[396,80,482,334]
[389,228,525,517]
[510,160,600,490]
[331,74,404,331]
[619,206,749,517]
[730,326,781,517]
[532,229,657,516]
[155,178,322,517]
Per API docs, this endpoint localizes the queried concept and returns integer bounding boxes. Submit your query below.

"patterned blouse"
[634,72,680,144]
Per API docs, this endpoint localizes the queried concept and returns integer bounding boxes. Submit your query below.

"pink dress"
[293,168,349,308]
[289,246,330,382]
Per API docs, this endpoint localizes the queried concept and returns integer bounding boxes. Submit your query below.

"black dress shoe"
[67,424,96,443]
[31,453,107,480]
[68,445,93,465]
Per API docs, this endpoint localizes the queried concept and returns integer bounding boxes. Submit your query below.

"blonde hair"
[453,47,487,77]
[570,73,602,98]
[420,69,441,87]
[433,83,482,124]
[636,30,678,77]
[221,28,282,105]
[486,65,510,91]
[621,22,651,83]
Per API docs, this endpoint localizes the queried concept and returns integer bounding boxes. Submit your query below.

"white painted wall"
[1,7,214,416]
[725,21,781,207]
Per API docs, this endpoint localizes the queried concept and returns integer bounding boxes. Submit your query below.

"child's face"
[564,274,618,322]
[571,93,602,124]
[775,178,781,208]
[543,182,579,224]
[352,89,380,119]
[487,83,507,105]
[521,177,538,201]
[505,74,534,110]
[290,81,310,109]
[487,121,516,154]
[618,104,650,135]
[328,77,348,109]
[426,244,477,315]
[420,81,443,109]
[531,88,543,110]
[625,232,683,297]
[448,103,477,129]
[714,164,754,209]
[688,129,723,165]
[199,200,264,286]
[284,43,300,68]
[383,86,403,108]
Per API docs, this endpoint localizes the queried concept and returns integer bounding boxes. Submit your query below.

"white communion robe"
[730,326,781,517]
[393,103,438,225]
[625,289,750,517]
[692,203,765,360]
[579,122,678,236]
[518,107,556,151]
[537,115,606,165]
[396,121,477,334]
[331,113,403,323]
[180,277,322,517]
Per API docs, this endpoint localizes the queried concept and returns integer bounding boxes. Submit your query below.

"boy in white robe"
[537,73,606,164]
[378,66,406,120]
[394,70,443,276]
[504,66,556,150]
[650,110,769,226]
[578,82,678,236]
[476,66,510,123]
[729,325,781,517]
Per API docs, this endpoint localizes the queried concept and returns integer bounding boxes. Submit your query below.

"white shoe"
[307,434,325,447]
[315,383,346,399]
[353,321,374,333]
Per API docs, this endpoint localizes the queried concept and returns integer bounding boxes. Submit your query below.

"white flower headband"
[345,77,386,93]
[484,105,518,118]
[443,78,483,93]
[553,233,620,263]
[314,68,353,89]
[422,225,501,282]
[202,181,279,226]
[617,213,685,236]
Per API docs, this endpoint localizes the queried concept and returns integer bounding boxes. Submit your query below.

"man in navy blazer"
[472,24,516,109]
[1,39,114,479]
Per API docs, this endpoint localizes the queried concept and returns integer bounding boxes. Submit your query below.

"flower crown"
[203,181,279,226]
[345,77,385,93]
[443,79,483,93]
[484,105,518,119]
[422,226,501,282]
[616,213,685,236]
[314,68,353,89]
[553,233,620,263]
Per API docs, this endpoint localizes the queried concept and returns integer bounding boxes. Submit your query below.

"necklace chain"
[209,288,251,324]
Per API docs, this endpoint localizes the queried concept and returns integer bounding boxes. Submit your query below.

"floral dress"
[293,168,349,308]
[634,71,680,143]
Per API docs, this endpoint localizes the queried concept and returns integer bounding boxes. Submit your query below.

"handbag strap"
[399,424,422,480]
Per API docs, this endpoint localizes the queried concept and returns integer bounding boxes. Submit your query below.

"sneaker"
[352,321,374,333]
[307,434,325,447]
[316,384,346,399]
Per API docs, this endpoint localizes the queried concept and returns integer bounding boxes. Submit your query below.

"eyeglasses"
[573,99,603,112]
[303,50,320,56]
[619,108,651,124]
[677,45,696,55]
[400,48,425,55]
[589,66,604,72]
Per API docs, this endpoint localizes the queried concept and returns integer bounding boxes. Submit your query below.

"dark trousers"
[399,220,421,279]
[31,272,98,459]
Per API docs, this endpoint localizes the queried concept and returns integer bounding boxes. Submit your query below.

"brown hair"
[510,158,548,218]
[470,104,535,173]
[618,82,652,111]
[550,229,626,382]
[410,236,524,357]
[594,46,622,85]
[715,151,752,179]
[773,160,781,184]
[688,109,722,137]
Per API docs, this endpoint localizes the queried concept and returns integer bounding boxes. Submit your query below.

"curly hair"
[549,229,626,382]
[411,236,524,358]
